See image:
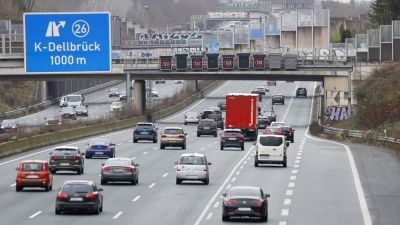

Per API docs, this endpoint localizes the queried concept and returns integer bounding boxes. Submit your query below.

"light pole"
[230,24,235,50]
[144,5,152,105]
[144,5,149,34]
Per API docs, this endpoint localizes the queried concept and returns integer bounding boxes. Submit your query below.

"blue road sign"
[24,12,111,73]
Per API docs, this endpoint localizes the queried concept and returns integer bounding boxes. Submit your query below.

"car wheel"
[55,208,61,215]
[77,168,82,175]
[133,139,138,143]
[254,157,259,167]
[184,122,187,125]
[214,132,217,137]
[94,205,100,215]
[261,214,268,222]
[197,133,200,137]
[241,144,244,150]
[153,138,157,143]
[283,100,285,105]
[291,139,294,143]
[182,143,186,150]
[222,215,229,221]
[136,176,139,184]
[45,185,50,192]
[85,154,90,159]
[160,144,165,149]
[49,183,53,191]
[101,179,107,185]
[176,178,182,185]
[15,186,22,192]
[204,177,209,185]
[283,156,287,168]
[99,202,103,212]
[220,145,223,150]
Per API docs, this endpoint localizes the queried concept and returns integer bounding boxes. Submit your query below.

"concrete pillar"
[194,80,199,92]
[41,81,47,102]
[133,80,146,114]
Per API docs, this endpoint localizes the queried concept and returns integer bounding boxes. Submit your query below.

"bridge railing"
[0,34,24,54]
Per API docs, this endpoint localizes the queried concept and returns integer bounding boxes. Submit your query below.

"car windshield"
[62,183,93,195]
[112,102,122,107]
[200,121,213,126]
[1,120,15,126]
[259,136,283,146]
[164,129,182,135]
[21,163,43,171]
[224,130,241,136]
[53,148,78,155]
[105,159,131,167]
[229,187,261,197]
[90,139,109,146]
[179,156,205,165]
[208,114,221,120]
[66,95,81,102]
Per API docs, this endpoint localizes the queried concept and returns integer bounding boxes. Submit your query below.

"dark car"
[15,160,53,192]
[85,139,116,159]
[272,94,285,105]
[197,119,218,137]
[75,105,88,117]
[201,110,214,119]
[60,107,77,120]
[281,126,295,143]
[296,88,307,98]
[101,158,139,185]
[257,116,270,129]
[222,186,270,222]
[217,100,226,110]
[49,146,85,174]
[133,122,158,143]
[55,180,103,215]
[220,129,244,150]
[208,113,224,129]
[155,80,166,84]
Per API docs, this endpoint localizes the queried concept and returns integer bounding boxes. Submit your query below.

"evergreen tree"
[369,0,400,26]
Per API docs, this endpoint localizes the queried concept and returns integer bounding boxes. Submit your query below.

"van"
[65,94,84,108]
[59,96,67,107]
[254,134,287,167]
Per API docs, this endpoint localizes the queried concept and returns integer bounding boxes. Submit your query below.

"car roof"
[54,146,79,150]
[20,160,47,164]
[224,129,242,132]
[180,153,205,157]
[164,127,183,130]
[137,122,154,125]
[200,119,214,122]
[259,134,284,138]
[63,180,94,185]
[229,186,261,191]
[106,157,131,161]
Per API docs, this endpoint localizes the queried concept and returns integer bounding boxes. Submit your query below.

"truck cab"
[65,94,85,108]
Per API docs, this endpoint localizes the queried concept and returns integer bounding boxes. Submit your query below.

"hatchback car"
[296,88,307,97]
[272,94,285,105]
[220,129,244,150]
[0,119,17,132]
[15,160,53,192]
[55,180,103,215]
[160,127,187,149]
[60,107,77,120]
[49,146,85,174]
[257,116,270,129]
[217,100,226,110]
[85,139,116,159]
[200,109,214,119]
[281,126,295,143]
[184,112,200,125]
[263,127,284,135]
[254,134,287,167]
[108,87,120,97]
[133,122,158,143]
[45,115,62,126]
[174,80,184,84]
[175,153,211,185]
[110,101,123,112]
[270,121,285,127]
[197,119,218,137]
[75,105,88,117]
[222,186,270,222]
[207,113,224,129]
[101,158,139,185]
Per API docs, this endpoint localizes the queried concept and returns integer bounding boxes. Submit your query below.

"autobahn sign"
[24,12,111,73]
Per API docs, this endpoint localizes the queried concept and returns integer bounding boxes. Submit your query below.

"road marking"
[288,182,295,188]
[295,160,300,164]
[131,157,136,160]
[279,222,288,225]
[29,211,42,219]
[305,82,372,225]
[235,171,240,176]
[243,161,248,165]
[297,152,302,156]
[298,150,303,153]
[247,156,251,160]
[286,190,293,196]
[213,201,220,208]
[142,152,148,155]
[214,141,217,144]
[226,184,232,189]
[292,169,298,174]
[290,176,296,180]
[117,143,122,146]
[162,173,169,178]
[201,148,205,151]
[153,147,158,150]
[296,156,301,160]
[239,166,244,170]
[231,177,236,182]
[10,183,16,187]
[206,212,213,220]
[281,209,289,216]
[293,164,299,168]
[148,183,156,189]
[132,196,141,202]
[284,198,292,205]
[193,146,254,225]
[113,211,123,219]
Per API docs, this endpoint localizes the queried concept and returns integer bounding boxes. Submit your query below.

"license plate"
[95,152,104,154]
[228,138,236,140]
[204,126,210,129]
[187,175,197,179]
[69,197,83,202]
[113,169,124,172]
[60,163,70,166]
[169,140,176,143]
[141,132,149,135]
[26,175,38,179]
[238,207,251,212]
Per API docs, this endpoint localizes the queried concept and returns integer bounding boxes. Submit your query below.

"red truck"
[225,93,259,141]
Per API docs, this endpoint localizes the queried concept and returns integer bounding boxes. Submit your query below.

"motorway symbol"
[24,12,111,73]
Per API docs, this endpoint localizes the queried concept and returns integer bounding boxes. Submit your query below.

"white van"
[59,96,67,107]
[65,94,84,108]
[254,134,287,167]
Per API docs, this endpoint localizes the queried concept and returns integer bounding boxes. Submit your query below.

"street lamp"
[230,24,235,50]
[144,5,149,34]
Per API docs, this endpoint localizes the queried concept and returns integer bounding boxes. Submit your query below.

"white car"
[110,101,122,112]
[270,122,285,127]
[175,153,211,185]
[254,134,287,167]
[174,80,184,84]
[151,89,159,97]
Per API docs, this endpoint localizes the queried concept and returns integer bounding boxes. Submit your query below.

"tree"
[339,24,352,43]
[369,0,400,27]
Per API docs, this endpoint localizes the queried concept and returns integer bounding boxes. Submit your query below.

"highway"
[0,80,385,225]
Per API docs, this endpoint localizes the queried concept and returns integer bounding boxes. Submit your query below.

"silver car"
[101,158,139,185]
[184,112,200,125]
[175,153,211,185]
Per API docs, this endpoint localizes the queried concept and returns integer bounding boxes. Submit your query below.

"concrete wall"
[281,31,296,48]
[266,36,280,49]
[297,27,312,49]
[313,26,329,48]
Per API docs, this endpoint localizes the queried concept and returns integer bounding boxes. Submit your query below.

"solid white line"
[10,183,16,187]
[281,209,289,216]
[282,82,300,122]
[132,195,141,202]
[213,201,220,208]
[288,182,295,188]
[148,183,156,188]
[239,166,244,170]
[279,221,288,225]
[290,176,296,180]
[162,173,169,178]
[231,177,236,182]
[284,198,292,205]
[142,151,148,155]
[286,190,293,196]
[193,146,254,225]
[29,211,42,219]
[243,161,248,165]
[206,212,213,220]
[304,82,372,225]
[113,211,123,219]
[162,81,230,121]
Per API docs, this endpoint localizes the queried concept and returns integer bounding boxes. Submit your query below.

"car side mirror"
[207,162,212,165]
[174,161,178,165]
[184,133,187,136]
[15,167,19,171]
[101,163,105,166]
[265,194,270,198]
[135,163,140,167]
[49,152,52,155]
[81,152,85,155]
[110,143,116,146]
[293,129,295,131]
[98,188,104,191]
[221,193,227,197]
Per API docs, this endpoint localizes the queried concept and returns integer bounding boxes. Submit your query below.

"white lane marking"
[239,166,244,170]
[113,211,123,219]
[153,147,158,150]
[231,177,236,182]
[235,171,240,176]
[226,184,232,190]
[288,182,295,188]
[297,152,302,156]
[286,190,293,196]
[162,81,230,121]
[193,146,254,225]
[284,198,292,205]
[305,82,372,225]
[117,143,122,146]
[279,222,288,225]
[295,160,300,164]
[213,201,220,208]
[292,169,298,174]
[162,173,169,178]
[214,141,217,144]
[132,196,141,202]
[148,183,156,188]
[294,164,299,168]
[243,161,248,165]
[298,150,303,153]
[281,209,289,216]
[29,211,42,219]
[10,183,16,187]
[290,176,296,180]
[201,148,205,151]
[296,156,301,160]
[247,156,251,160]
[206,212,213,220]
[131,157,136,160]
[281,82,300,122]
[142,152,148,155]
[207,144,211,147]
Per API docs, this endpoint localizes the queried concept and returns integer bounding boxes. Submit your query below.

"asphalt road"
[0,80,394,225]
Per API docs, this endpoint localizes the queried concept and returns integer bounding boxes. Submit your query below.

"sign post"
[24,12,111,73]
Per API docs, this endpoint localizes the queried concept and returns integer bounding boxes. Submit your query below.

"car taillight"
[57,192,68,199]
[74,155,81,160]
[125,167,134,172]
[238,135,244,140]
[224,199,239,206]
[161,134,167,138]
[85,193,97,200]
[178,134,185,138]
[198,125,203,129]
[211,125,217,129]
[103,166,111,172]
[50,155,57,160]
[251,199,264,206]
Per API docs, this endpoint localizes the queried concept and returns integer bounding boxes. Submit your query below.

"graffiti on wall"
[325,105,350,121]
[326,91,349,107]
[136,32,203,41]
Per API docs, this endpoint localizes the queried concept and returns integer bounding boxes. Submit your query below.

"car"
[49,146,85,174]
[101,158,139,185]
[59,95,67,107]
[270,121,285,127]
[197,119,218,137]
[155,80,166,84]
[254,134,287,167]
[110,101,123,112]
[184,112,200,125]
[0,119,18,132]
[133,122,158,143]
[253,86,266,95]
[281,126,295,143]
[263,126,284,135]
[85,139,116,159]
[296,87,307,97]
[15,160,53,192]
[266,80,277,86]
[45,115,62,125]
[207,113,224,129]
[151,89,159,97]
[75,105,88,117]
[257,116,270,129]
[220,129,244,150]
[108,87,120,97]
[160,127,187,149]
[209,107,222,115]
[222,186,270,222]
[174,80,184,84]
[217,100,226,110]
[264,111,277,123]
[60,107,77,120]
[200,109,214,119]
[175,153,211,185]
[119,91,127,100]
[260,84,270,92]
[272,94,285,105]
[55,180,103,215]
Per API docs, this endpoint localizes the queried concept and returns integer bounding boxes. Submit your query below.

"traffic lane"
[347,142,400,225]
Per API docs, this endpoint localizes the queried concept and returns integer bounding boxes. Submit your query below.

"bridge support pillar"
[133,80,146,114]
[323,76,350,121]
[194,80,199,92]
[41,81,47,102]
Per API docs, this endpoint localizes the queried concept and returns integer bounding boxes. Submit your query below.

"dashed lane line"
[113,211,123,219]
[29,211,42,219]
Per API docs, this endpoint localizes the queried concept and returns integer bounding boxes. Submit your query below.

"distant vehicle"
[45,115,62,125]
[272,94,285,105]
[222,186,270,221]
[184,112,200,125]
[257,116,270,129]
[207,113,224,129]
[85,139,116,159]
[281,126,295,143]
[174,80,184,84]
[296,88,307,97]
[217,100,226,110]
[49,146,85,174]
[63,94,84,108]
[55,180,103,215]
[197,119,218,137]
[151,89,159,97]
[75,105,88,117]
[60,107,77,120]
[0,119,18,132]
[267,80,277,86]
[260,84,269,92]
[225,93,258,141]
[209,107,222,115]
[254,134,287,167]
[270,121,285,127]
[252,86,266,95]
[220,129,244,150]
[155,80,166,84]
[133,122,158,143]
[175,153,211,185]
[108,88,120,97]
[15,160,53,192]
[263,126,284,135]
[110,101,122,112]
[59,96,67,107]
[200,109,214,119]
[119,91,127,100]
[101,158,139,185]
[160,127,187,149]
